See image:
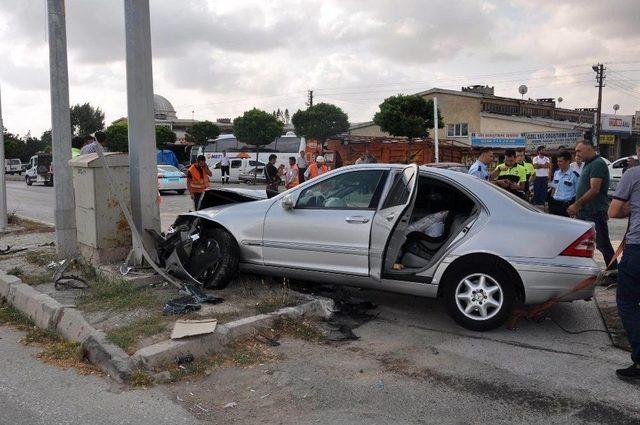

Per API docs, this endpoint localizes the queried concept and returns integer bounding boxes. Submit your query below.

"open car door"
[369,164,419,280]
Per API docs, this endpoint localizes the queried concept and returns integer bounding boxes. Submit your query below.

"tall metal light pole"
[593,63,605,147]
[124,0,160,264]
[47,0,78,257]
[433,97,439,163]
[0,85,7,231]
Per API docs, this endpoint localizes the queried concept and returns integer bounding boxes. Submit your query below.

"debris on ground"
[171,318,218,339]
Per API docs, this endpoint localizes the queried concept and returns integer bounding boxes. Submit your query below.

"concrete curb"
[14,214,55,228]
[0,270,335,380]
[0,271,133,382]
[133,296,335,370]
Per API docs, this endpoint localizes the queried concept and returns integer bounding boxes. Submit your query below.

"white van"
[5,158,22,175]
[209,157,265,184]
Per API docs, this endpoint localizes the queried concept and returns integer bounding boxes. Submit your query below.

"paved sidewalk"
[0,325,199,425]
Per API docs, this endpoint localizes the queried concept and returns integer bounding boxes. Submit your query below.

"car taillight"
[560,228,595,258]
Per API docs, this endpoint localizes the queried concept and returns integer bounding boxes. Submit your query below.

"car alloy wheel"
[454,273,503,321]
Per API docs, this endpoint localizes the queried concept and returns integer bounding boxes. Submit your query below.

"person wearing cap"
[549,150,579,217]
[305,155,328,180]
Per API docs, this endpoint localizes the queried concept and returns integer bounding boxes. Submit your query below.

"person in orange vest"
[285,156,300,189]
[304,155,328,180]
[186,155,211,210]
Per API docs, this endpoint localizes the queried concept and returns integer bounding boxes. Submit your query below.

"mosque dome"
[154,94,177,120]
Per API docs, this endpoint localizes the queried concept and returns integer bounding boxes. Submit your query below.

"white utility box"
[69,153,132,264]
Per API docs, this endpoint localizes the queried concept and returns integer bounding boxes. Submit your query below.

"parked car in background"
[25,153,53,186]
[209,157,265,184]
[157,165,187,194]
[164,164,599,331]
[608,155,638,181]
[5,158,22,175]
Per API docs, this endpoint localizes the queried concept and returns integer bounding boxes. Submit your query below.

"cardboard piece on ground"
[171,318,218,339]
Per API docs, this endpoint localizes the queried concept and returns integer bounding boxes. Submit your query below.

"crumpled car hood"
[199,187,267,209]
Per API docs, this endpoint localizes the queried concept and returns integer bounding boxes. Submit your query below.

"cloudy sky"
[1,0,640,137]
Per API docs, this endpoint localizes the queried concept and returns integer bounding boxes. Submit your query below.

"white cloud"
[1,0,639,136]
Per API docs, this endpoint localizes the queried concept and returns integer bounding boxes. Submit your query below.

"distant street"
[5,180,255,231]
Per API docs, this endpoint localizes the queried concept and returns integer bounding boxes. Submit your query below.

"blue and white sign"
[524,130,583,150]
[469,133,526,148]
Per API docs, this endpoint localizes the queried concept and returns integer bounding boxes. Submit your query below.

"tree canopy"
[105,122,178,152]
[291,103,349,142]
[155,125,177,148]
[233,108,284,147]
[3,130,50,162]
[105,121,129,152]
[373,94,443,139]
[185,120,220,145]
[70,103,105,136]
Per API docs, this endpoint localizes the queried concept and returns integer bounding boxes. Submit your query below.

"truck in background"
[25,153,53,186]
[5,158,22,175]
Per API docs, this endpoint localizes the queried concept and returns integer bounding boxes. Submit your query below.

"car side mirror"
[282,195,294,210]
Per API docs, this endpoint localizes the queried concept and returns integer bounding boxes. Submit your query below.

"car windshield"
[158,165,180,173]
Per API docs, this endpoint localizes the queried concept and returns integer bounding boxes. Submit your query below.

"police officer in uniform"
[549,150,579,216]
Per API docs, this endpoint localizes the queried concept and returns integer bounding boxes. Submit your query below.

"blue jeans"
[617,244,640,363]
[533,176,548,205]
[578,210,617,269]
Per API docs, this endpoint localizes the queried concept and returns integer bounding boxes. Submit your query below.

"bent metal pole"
[0,85,7,231]
[47,0,78,257]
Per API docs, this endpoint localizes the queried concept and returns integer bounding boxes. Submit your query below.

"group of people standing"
[470,141,640,381]
[264,151,328,197]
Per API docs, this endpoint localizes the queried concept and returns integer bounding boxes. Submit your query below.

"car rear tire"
[197,228,239,290]
[176,189,186,195]
[443,261,515,331]
[25,176,32,186]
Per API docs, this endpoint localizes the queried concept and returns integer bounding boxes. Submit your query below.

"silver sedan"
[166,164,600,331]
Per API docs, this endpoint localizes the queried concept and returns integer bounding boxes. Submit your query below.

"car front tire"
[196,228,239,290]
[25,176,32,186]
[443,261,515,331]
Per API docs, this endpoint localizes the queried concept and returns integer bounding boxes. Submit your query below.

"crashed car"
[159,164,600,331]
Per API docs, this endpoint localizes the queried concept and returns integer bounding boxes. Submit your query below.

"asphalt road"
[0,325,198,425]
[5,180,254,231]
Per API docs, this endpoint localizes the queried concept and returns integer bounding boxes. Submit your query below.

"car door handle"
[385,213,395,221]
[345,216,370,224]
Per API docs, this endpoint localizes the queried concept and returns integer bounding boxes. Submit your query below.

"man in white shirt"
[532,145,551,205]
[219,151,230,184]
[570,154,584,176]
[297,150,308,183]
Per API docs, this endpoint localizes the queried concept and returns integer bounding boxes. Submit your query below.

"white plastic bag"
[406,210,449,237]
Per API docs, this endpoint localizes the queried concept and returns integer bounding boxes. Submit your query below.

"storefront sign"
[599,113,633,134]
[469,133,525,148]
[524,130,583,150]
[598,134,615,145]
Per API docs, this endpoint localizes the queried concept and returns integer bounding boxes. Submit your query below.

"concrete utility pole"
[0,85,7,231]
[593,63,605,147]
[433,97,439,163]
[124,0,160,264]
[47,0,78,257]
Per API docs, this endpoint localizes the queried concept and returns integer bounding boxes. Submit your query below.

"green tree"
[155,125,176,148]
[3,131,50,162]
[373,94,442,141]
[233,108,284,175]
[185,120,220,145]
[70,103,105,136]
[105,121,129,153]
[292,102,349,146]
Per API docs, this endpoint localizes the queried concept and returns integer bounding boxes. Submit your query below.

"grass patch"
[272,317,326,343]
[77,272,157,312]
[25,250,57,267]
[7,215,53,234]
[0,302,33,330]
[20,271,53,286]
[130,370,155,387]
[6,267,23,277]
[168,338,276,382]
[255,279,298,314]
[106,316,168,354]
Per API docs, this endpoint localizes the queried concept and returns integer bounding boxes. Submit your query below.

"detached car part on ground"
[157,165,600,331]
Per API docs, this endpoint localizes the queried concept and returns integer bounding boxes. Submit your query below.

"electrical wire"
[545,316,610,335]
